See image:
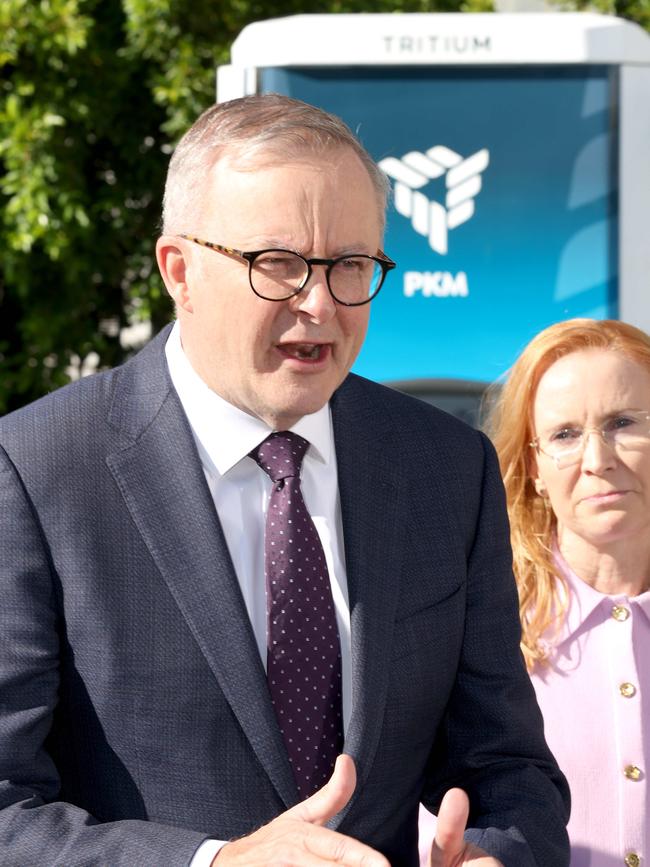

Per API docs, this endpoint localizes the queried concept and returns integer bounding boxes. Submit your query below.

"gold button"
[623,764,642,781]
[620,682,637,698]
[612,605,630,621]
[625,853,640,867]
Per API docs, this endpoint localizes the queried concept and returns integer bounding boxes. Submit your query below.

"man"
[0,94,569,866]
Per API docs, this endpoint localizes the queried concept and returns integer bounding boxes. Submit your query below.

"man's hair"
[162,93,389,234]
[483,317,650,670]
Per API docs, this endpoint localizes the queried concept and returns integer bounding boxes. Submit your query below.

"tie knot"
[250,431,309,483]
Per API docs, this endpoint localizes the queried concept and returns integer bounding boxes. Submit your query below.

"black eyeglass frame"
[178,234,396,306]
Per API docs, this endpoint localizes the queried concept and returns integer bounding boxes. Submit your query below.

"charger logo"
[379,146,490,255]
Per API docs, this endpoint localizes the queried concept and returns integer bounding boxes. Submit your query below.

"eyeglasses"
[179,234,396,306]
[531,411,650,469]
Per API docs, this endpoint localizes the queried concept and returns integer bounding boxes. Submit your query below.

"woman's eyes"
[605,415,638,432]
[550,428,581,442]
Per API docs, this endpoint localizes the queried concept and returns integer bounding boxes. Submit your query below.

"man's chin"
[257,395,333,430]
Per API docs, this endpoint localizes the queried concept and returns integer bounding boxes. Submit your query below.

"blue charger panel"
[260,66,618,383]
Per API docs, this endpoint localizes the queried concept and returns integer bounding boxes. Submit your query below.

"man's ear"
[156,236,193,313]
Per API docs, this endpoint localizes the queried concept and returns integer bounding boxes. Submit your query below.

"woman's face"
[532,348,650,550]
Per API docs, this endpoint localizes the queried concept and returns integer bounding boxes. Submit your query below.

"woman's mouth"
[583,490,629,504]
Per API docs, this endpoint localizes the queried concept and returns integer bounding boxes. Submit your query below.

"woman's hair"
[484,318,650,670]
[162,93,389,234]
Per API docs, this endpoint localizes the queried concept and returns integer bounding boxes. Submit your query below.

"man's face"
[161,148,383,430]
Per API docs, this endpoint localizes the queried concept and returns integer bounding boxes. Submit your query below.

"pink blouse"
[530,551,650,866]
[418,552,650,866]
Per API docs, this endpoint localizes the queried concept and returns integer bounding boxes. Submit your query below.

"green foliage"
[0,0,536,415]
[553,0,650,31]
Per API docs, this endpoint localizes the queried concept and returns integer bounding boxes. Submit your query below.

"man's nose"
[292,266,337,322]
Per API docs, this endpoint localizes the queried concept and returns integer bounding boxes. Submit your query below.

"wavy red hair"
[484,318,650,669]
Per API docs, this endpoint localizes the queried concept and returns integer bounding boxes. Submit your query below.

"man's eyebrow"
[328,243,375,257]
[243,240,376,257]
[242,238,308,254]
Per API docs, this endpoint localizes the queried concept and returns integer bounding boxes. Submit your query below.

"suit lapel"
[331,377,407,811]
[105,331,298,807]
[104,336,405,812]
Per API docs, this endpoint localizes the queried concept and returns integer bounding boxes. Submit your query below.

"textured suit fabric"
[0,326,570,866]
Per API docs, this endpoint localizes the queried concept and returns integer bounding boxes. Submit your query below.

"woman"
[486,318,650,867]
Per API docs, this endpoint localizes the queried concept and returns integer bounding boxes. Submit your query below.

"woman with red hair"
[486,318,650,866]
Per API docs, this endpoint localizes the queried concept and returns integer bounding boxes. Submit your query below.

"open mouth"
[279,342,326,361]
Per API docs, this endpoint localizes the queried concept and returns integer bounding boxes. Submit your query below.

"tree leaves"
[11,0,646,412]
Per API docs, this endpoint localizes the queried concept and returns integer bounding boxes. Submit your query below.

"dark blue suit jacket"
[0,327,569,866]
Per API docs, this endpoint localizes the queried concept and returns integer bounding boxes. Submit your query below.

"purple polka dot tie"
[250,431,343,799]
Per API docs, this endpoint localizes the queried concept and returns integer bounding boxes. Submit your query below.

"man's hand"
[213,754,389,865]
[429,789,503,867]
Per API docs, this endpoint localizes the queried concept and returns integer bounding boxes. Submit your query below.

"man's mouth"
[279,342,327,361]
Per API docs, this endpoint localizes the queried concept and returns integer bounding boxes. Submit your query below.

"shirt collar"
[164,320,332,477]
[553,544,650,641]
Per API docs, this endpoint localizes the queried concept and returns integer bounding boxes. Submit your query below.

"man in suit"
[0,94,569,866]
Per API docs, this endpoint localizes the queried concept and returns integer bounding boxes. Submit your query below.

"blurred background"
[1,0,648,421]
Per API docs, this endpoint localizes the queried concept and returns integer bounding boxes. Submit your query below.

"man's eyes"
[339,257,364,269]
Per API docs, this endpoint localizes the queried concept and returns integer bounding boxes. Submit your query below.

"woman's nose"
[580,429,617,472]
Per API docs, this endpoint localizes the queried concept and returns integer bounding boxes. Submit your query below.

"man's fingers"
[217,818,390,866]
[216,757,387,867]
[218,756,387,866]
[286,754,357,826]
[277,756,389,864]
[212,814,390,867]
[430,788,470,864]
[300,822,390,865]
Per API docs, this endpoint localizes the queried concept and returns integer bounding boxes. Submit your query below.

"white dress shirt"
[164,322,352,866]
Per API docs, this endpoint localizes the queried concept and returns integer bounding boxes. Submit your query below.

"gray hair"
[162,93,389,234]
